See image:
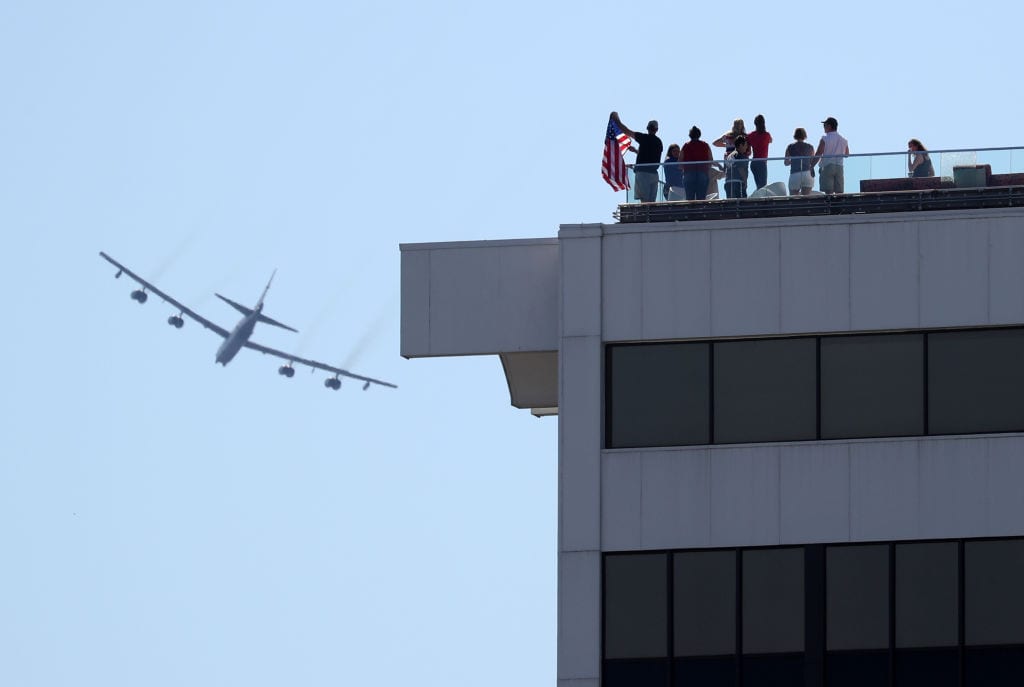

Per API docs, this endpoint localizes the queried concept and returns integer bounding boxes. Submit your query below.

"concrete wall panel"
[601,233,643,341]
[985,436,1024,536]
[562,236,602,338]
[400,248,431,357]
[919,222,989,327]
[559,335,602,552]
[641,230,712,341]
[988,218,1024,324]
[709,445,781,546]
[641,449,711,550]
[918,438,989,539]
[850,440,920,541]
[850,222,919,331]
[780,443,850,543]
[710,228,781,337]
[601,452,641,551]
[781,226,851,332]
[557,550,601,681]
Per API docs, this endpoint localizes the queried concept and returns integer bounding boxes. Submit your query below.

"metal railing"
[623,146,1024,204]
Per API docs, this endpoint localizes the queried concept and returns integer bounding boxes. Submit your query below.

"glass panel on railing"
[872,152,909,182]
[940,150,976,179]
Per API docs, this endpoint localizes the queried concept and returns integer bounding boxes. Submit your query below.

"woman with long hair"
[746,114,773,190]
[907,138,935,177]
[713,118,746,158]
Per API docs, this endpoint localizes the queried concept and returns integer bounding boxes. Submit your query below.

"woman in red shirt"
[746,114,773,190]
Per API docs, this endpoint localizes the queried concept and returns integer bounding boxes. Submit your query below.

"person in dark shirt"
[663,144,684,200]
[725,134,751,199]
[610,112,663,203]
[907,138,935,177]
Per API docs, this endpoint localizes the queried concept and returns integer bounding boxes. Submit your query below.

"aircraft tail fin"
[258,269,276,309]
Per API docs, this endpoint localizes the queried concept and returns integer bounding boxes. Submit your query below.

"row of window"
[603,538,1024,686]
[606,327,1024,448]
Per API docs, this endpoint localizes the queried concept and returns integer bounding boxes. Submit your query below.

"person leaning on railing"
[907,139,935,177]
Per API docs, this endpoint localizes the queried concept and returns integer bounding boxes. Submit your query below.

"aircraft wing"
[99,251,230,338]
[243,339,398,389]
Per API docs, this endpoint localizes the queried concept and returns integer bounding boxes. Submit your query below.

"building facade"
[400,205,1024,686]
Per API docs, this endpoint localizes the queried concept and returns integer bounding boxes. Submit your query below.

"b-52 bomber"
[99,252,396,391]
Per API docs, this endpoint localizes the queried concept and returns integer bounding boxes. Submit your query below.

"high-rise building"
[400,191,1024,686]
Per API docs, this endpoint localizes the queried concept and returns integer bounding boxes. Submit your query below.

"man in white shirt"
[814,117,850,194]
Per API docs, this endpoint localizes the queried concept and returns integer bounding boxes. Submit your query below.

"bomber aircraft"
[99,252,396,391]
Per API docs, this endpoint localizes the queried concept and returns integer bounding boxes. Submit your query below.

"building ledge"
[615,185,1024,224]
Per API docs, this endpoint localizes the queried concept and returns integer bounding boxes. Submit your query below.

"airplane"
[99,251,397,391]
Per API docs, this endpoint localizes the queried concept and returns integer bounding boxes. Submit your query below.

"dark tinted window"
[742,548,804,654]
[965,539,1024,645]
[821,334,924,439]
[826,651,889,687]
[714,338,817,443]
[674,550,735,656]
[603,659,669,687]
[826,545,889,650]
[604,554,668,659]
[895,542,958,648]
[607,343,709,448]
[928,328,1024,434]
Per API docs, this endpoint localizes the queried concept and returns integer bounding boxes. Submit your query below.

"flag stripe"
[602,118,631,192]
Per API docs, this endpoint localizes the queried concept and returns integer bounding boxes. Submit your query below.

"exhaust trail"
[341,302,395,369]
[149,233,197,282]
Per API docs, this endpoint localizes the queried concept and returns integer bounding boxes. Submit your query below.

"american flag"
[602,117,631,191]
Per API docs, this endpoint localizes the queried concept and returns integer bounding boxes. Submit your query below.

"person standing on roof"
[713,118,746,158]
[814,116,850,194]
[663,143,684,200]
[610,112,663,203]
[681,126,713,201]
[746,114,773,190]
[785,127,816,196]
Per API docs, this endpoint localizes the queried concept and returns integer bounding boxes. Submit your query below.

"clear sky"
[0,2,1019,685]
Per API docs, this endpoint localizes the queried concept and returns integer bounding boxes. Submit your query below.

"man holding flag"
[606,112,662,203]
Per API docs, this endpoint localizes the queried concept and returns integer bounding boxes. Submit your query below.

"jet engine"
[278,365,295,378]
[167,315,184,328]
[130,289,148,303]
[324,377,341,390]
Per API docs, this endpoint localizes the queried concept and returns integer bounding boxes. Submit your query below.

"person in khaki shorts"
[814,116,849,194]
[785,127,815,195]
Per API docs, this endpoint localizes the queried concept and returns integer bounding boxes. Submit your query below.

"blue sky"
[1,2,1019,685]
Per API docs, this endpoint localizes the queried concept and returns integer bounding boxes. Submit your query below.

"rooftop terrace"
[617,146,1024,223]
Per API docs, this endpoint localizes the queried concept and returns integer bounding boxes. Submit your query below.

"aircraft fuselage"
[215,311,260,365]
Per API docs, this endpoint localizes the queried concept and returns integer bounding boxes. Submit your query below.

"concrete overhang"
[400,238,559,415]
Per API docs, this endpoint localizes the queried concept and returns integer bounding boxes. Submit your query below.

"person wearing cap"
[610,112,664,203]
[813,117,850,194]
